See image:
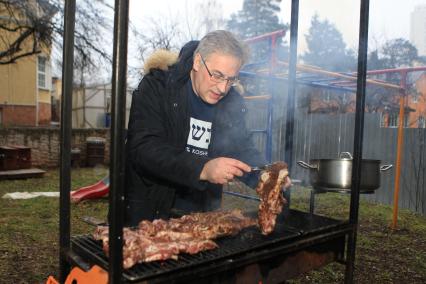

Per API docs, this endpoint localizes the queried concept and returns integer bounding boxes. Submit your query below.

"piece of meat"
[93,209,256,269]
[256,162,289,235]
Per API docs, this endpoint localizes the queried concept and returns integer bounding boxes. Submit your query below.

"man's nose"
[217,80,229,94]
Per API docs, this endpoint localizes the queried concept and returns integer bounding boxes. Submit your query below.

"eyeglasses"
[200,56,239,87]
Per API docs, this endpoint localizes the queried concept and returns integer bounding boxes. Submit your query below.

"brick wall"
[0,104,36,126]
[0,127,110,168]
[38,102,51,126]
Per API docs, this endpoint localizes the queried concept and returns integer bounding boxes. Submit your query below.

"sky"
[128,0,426,53]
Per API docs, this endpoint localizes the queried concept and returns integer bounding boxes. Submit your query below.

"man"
[124,30,285,226]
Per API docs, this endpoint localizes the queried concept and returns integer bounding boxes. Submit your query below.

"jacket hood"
[143,49,178,74]
[169,40,199,85]
[142,41,198,87]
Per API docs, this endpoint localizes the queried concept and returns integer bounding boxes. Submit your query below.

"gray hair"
[194,30,250,65]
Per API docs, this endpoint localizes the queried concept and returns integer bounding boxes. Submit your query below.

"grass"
[0,167,109,283]
[0,168,425,283]
[287,188,426,283]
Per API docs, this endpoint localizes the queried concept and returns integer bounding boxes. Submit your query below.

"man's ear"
[193,53,201,72]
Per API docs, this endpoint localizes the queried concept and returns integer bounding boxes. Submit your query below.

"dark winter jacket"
[124,42,265,226]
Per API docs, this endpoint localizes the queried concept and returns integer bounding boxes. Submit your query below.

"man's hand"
[283,176,292,189]
[200,157,251,185]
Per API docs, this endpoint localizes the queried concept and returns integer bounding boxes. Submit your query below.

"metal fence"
[245,99,426,215]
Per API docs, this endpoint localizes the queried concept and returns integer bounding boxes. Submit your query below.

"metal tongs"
[251,163,273,172]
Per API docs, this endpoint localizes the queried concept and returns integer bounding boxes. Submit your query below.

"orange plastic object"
[46,276,59,284]
[66,265,108,284]
[71,176,109,203]
[46,265,108,284]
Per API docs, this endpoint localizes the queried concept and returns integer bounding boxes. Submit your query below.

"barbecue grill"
[71,210,349,283]
[55,0,372,283]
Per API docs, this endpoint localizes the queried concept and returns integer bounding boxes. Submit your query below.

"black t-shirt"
[174,79,221,213]
[185,79,215,157]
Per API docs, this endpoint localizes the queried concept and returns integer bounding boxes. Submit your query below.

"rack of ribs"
[256,162,289,235]
[93,209,257,269]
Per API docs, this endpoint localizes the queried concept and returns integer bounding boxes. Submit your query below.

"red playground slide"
[71,176,109,203]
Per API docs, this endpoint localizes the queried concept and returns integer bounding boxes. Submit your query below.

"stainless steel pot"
[297,152,393,190]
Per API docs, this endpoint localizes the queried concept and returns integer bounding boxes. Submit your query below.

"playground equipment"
[70,175,109,203]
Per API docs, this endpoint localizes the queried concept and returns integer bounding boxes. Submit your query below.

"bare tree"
[130,0,226,80]
[131,14,182,75]
[0,0,113,79]
[183,0,225,40]
[134,16,182,55]
[0,0,53,64]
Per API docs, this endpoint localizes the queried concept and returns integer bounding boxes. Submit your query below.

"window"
[387,112,409,128]
[388,113,398,128]
[38,56,51,90]
[38,57,46,88]
[380,112,386,127]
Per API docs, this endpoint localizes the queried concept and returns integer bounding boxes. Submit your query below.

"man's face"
[191,52,242,105]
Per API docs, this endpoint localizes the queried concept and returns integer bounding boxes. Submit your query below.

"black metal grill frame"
[59,1,372,282]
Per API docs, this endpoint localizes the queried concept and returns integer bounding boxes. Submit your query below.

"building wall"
[0,105,36,126]
[38,102,51,125]
[0,56,52,126]
[0,5,53,127]
[0,6,38,107]
[308,88,356,114]
[0,56,37,106]
[38,89,52,125]
[51,78,62,122]
[409,73,426,127]
[52,78,62,100]
[306,73,426,129]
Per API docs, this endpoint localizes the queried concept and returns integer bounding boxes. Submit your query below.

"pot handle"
[297,161,318,169]
[380,164,393,171]
[339,152,353,159]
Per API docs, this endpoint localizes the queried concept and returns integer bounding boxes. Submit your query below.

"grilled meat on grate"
[256,162,289,235]
[93,209,257,268]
